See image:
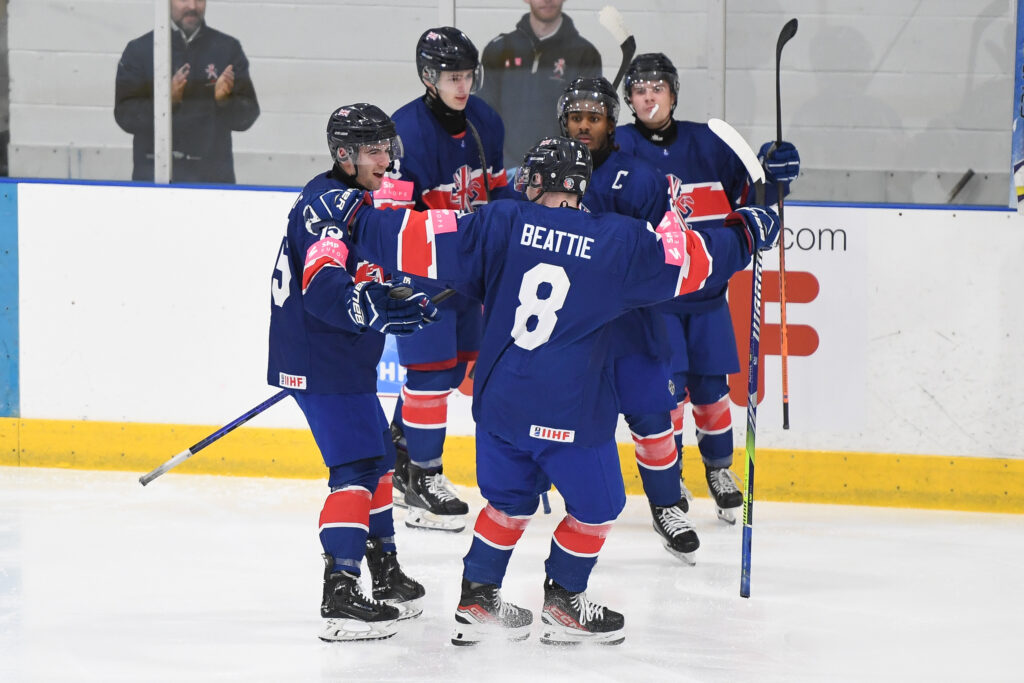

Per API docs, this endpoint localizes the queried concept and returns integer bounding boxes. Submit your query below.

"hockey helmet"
[416,27,483,92]
[326,103,403,168]
[557,76,620,138]
[623,52,680,115]
[514,136,592,199]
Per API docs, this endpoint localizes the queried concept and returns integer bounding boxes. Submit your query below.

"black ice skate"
[319,554,399,642]
[404,464,468,532]
[365,537,424,620]
[540,577,625,646]
[451,579,533,646]
[706,465,743,525]
[650,500,700,565]
[390,420,409,508]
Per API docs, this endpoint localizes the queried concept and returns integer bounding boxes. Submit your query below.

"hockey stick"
[140,288,455,486]
[139,390,289,485]
[773,18,798,430]
[707,118,764,599]
[465,119,490,205]
[598,6,636,90]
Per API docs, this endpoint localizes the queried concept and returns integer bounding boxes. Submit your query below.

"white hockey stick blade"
[708,118,766,186]
[598,5,631,44]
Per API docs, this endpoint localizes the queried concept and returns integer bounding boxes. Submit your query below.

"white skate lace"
[426,472,459,503]
[708,468,741,496]
[658,505,696,537]
[570,593,606,626]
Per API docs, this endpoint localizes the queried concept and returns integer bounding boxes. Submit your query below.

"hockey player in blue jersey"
[267,103,439,642]
[617,53,801,524]
[325,137,781,646]
[376,27,515,532]
[557,76,700,563]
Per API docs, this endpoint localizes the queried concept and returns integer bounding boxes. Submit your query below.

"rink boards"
[0,180,1022,512]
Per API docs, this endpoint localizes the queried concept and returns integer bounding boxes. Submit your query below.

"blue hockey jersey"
[267,170,389,394]
[616,120,784,313]
[350,200,754,448]
[583,148,673,363]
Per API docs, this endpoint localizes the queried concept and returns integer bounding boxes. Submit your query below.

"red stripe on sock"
[370,473,393,513]
[671,402,686,435]
[319,487,371,529]
[401,387,451,428]
[552,515,613,557]
[473,505,530,549]
[692,396,732,433]
[632,430,677,468]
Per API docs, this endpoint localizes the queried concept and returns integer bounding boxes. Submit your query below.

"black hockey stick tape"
[388,285,456,304]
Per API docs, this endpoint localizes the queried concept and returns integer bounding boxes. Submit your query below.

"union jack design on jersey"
[396,209,459,278]
[420,165,507,212]
[667,175,733,224]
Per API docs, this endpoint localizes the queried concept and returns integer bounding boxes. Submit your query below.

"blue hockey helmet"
[326,103,403,168]
[416,27,483,92]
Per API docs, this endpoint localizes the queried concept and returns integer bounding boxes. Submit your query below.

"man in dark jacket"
[479,0,601,167]
[114,0,259,183]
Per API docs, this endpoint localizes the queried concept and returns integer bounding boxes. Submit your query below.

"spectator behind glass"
[114,0,260,183]
[479,0,601,168]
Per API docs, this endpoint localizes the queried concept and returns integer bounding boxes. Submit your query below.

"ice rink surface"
[1,466,1020,682]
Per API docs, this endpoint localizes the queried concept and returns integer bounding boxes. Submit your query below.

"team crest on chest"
[553,58,565,78]
[205,63,218,80]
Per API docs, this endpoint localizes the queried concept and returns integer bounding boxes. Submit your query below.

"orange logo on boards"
[727,270,820,406]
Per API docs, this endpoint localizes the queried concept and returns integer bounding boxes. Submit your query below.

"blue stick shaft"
[139,390,289,486]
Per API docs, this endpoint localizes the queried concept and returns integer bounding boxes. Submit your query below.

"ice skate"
[706,465,743,525]
[650,500,699,565]
[451,579,533,646]
[679,476,694,509]
[404,464,468,532]
[540,577,624,646]
[319,555,399,642]
[365,538,424,620]
[390,420,409,509]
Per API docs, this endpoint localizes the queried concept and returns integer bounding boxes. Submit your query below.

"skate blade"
[662,542,697,566]
[539,619,624,646]
[388,599,423,621]
[319,617,397,642]
[714,505,738,525]
[392,495,408,509]
[404,508,466,533]
[450,618,531,646]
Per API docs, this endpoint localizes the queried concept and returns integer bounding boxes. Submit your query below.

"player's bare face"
[630,80,674,129]
[527,0,564,23]
[436,70,474,111]
[353,144,392,191]
[170,0,206,34]
[567,110,612,153]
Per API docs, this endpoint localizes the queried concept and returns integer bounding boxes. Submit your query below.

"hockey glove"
[758,141,801,183]
[346,281,440,336]
[725,206,780,253]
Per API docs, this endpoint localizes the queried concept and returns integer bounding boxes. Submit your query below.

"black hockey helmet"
[557,76,620,137]
[623,52,680,115]
[416,27,483,92]
[326,103,403,167]
[514,136,592,199]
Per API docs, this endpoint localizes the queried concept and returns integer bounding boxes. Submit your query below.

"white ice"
[1,467,1020,682]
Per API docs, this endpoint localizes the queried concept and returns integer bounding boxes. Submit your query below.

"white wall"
[6,1,1017,204]
[15,181,1024,459]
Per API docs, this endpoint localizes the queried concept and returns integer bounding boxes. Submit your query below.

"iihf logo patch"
[530,425,575,443]
[563,177,574,190]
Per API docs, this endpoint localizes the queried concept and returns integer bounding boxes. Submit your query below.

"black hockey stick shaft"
[598,6,636,90]
[465,119,490,206]
[774,18,798,430]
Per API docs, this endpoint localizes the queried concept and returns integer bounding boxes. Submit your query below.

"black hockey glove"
[346,281,439,336]
[725,206,780,253]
